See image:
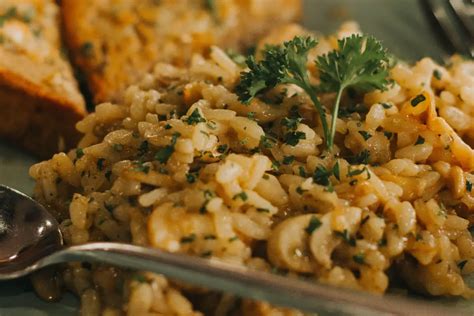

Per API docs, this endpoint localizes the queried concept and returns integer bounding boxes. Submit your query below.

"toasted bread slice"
[0,0,86,158]
[61,0,302,104]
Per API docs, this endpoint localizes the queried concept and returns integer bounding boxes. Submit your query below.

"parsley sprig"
[236,37,330,146]
[236,35,390,151]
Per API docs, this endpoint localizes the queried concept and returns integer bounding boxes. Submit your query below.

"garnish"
[411,94,426,107]
[155,132,181,163]
[236,35,390,150]
[233,191,248,201]
[226,49,247,67]
[305,216,322,234]
[260,135,277,148]
[185,108,206,125]
[467,180,472,192]
[180,234,196,244]
[415,136,425,145]
[358,131,372,141]
[76,148,84,159]
[282,155,295,165]
[353,253,365,264]
[283,131,306,146]
[317,34,390,149]
[236,37,330,145]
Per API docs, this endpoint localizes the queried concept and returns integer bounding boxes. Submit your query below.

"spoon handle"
[40,242,459,316]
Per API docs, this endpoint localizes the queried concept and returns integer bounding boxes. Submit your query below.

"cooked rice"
[30,22,474,315]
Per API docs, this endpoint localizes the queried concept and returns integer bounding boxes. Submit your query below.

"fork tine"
[448,0,474,39]
[422,0,473,57]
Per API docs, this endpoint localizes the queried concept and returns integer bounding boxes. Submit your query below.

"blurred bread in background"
[0,0,85,158]
[61,0,302,104]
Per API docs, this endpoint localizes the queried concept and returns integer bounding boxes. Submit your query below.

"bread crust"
[0,0,86,158]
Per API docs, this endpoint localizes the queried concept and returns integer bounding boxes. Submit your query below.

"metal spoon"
[0,185,467,315]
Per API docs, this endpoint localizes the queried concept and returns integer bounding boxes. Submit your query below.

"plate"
[0,0,465,314]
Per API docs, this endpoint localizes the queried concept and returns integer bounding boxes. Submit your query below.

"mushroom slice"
[309,213,341,269]
[267,214,317,273]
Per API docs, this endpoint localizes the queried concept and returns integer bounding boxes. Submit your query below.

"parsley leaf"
[155,132,181,163]
[185,109,206,125]
[317,35,390,149]
[305,216,322,234]
[283,131,306,146]
[236,36,330,146]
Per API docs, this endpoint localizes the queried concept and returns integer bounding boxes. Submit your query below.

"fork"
[422,0,474,58]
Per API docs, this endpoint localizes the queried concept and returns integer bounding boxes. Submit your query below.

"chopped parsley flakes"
[185,108,206,125]
[305,216,322,234]
[411,94,426,107]
[155,132,181,163]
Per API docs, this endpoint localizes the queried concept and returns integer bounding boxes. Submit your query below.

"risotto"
[30,22,474,315]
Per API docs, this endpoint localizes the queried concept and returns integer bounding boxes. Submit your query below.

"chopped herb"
[0,7,17,26]
[236,35,389,150]
[262,174,270,180]
[260,135,277,148]
[257,208,270,213]
[415,233,423,241]
[80,42,94,58]
[349,179,358,186]
[433,69,442,80]
[348,149,370,164]
[206,121,217,130]
[229,236,239,242]
[138,141,149,156]
[378,237,387,247]
[217,144,228,153]
[113,144,124,152]
[271,160,281,171]
[384,131,393,139]
[164,123,172,130]
[282,155,295,165]
[353,253,365,264]
[133,274,147,283]
[466,180,472,192]
[186,173,197,183]
[333,161,340,181]
[76,148,84,158]
[105,171,112,181]
[185,108,206,125]
[458,260,468,270]
[180,234,197,244]
[335,230,356,246]
[358,131,372,141]
[411,94,426,107]
[233,191,248,201]
[203,190,215,200]
[298,166,307,177]
[381,103,392,109]
[226,49,247,67]
[305,216,322,234]
[415,136,425,145]
[247,111,256,121]
[97,158,106,171]
[347,166,370,180]
[313,165,331,186]
[296,186,306,195]
[204,0,218,21]
[282,117,302,131]
[155,132,181,163]
[283,131,306,146]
